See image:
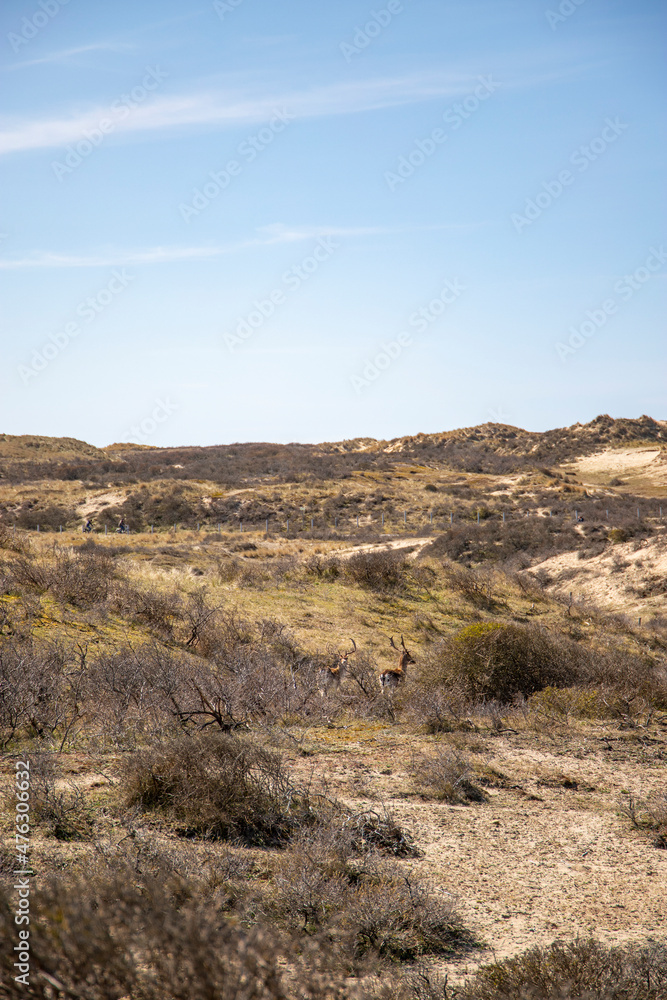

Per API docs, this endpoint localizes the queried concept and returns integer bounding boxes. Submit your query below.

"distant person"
[83,519,93,533]
[117,517,127,534]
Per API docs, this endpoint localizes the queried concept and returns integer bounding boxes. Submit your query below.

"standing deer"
[379,636,415,693]
[319,639,356,695]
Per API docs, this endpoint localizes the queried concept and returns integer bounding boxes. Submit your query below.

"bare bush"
[29,754,94,840]
[619,790,667,848]
[110,581,184,637]
[47,547,115,608]
[345,549,409,592]
[455,937,667,999]
[442,563,497,609]
[122,732,315,846]
[410,748,485,804]
[0,866,335,1000]
[271,827,471,965]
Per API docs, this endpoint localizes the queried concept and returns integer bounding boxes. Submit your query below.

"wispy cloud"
[0,222,483,269]
[0,71,487,157]
[7,41,135,70]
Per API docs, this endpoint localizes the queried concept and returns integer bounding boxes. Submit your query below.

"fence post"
[311,517,314,531]
[266,518,269,535]
[37,525,40,533]
[59,526,62,533]
[151,524,154,534]
[404,511,407,525]
[356,515,359,528]
[335,516,338,529]
[503,511,505,524]
[450,512,453,525]
[287,518,289,533]
[105,525,107,535]
[382,512,384,527]
[240,522,243,532]
[637,507,640,519]
[430,511,432,525]
[477,511,480,525]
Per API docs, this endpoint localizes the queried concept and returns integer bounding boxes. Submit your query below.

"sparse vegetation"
[1,419,666,994]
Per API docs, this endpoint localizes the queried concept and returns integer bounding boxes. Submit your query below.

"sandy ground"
[532,535,667,617]
[573,448,667,495]
[77,490,127,517]
[333,537,432,560]
[290,724,667,981]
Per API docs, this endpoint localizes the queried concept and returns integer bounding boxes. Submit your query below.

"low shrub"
[410,748,486,804]
[422,623,587,703]
[619,790,667,848]
[29,754,94,841]
[345,549,408,592]
[456,937,667,999]
[0,867,325,1000]
[271,827,471,965]
[122,732,315,846]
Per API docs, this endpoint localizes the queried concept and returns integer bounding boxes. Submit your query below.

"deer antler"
[339,638,357,657]
[389,636,398,649]
[401,636,407,650]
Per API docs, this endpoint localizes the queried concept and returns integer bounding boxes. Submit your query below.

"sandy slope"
[531,535,667,618]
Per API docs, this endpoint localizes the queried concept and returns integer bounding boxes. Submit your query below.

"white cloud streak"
[0,222,483,269]
[7,42,136,70]
[0,72,485,156]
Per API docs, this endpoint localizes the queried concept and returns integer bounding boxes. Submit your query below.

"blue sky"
[0,0,665,447]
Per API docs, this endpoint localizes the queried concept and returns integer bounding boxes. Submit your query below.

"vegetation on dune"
[0,421,666,996]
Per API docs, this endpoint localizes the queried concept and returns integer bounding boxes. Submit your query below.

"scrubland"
[1,420,666,997]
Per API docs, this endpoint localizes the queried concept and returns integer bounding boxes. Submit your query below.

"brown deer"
[319,639,356,695]
[379,636,415,693]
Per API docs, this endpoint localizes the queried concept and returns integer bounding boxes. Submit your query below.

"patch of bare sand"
[573,447,667,495]
[77,490,127,517]
[333,537,432,560]
[576,448,662,475]
[292,727,667,982]
[531,534,667,616]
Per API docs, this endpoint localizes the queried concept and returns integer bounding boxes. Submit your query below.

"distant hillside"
[324,414,667,461]
[0,434,105,461]
[0,416,664,487]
